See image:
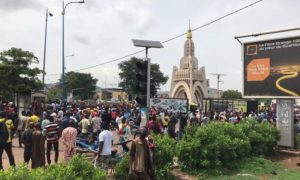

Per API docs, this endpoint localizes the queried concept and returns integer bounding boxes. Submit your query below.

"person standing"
[91,112,102,136]
[168,112,177,139]
[61,120,77,163]
[41,113,50,137]
[17,111,27,147]
[79,114,90,137]
[0,111,15,170]
[31,123,45,168]
[22,122,34,163]
[97,122,113,172]
[119,118,131,152]
[178,113,188,140]
[129,127,154,180]
[45,116,60,164]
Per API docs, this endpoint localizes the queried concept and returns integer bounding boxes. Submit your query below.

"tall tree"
[0,48,42,101]
[59,71,98,100]
[221,89,242,99]
[118,57,168,97]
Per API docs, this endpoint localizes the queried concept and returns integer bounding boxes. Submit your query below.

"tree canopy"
[118,57,168,97]
[0,47,42,100]
[49,71,98,101]
[221,89,242,99]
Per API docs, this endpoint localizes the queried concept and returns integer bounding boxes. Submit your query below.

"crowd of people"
[1,99,299,179]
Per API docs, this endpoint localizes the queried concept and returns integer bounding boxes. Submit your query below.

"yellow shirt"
[0,118,14,143]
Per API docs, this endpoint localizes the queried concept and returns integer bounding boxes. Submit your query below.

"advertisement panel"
[243,36,300,98]
[150,98,188,113]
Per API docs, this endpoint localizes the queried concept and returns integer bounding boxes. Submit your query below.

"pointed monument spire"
[187,20,192,39]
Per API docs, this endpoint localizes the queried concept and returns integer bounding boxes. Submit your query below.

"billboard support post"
[276,99,295,147]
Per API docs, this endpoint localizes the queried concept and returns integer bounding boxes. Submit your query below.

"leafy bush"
[238,119,280,155]
[114,155,131,180]
[0,155,106,180]
[155,164,175,180]
[153,134,176,180]
[153,134,177,169]
[177,122,251,171]
[297,133,300,149]
[176,119,280,173]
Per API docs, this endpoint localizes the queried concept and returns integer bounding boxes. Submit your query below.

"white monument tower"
[170,25,209,103]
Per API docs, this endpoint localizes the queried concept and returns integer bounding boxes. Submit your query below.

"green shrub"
[155,164,175,180]
[153,134,176,180]
[297,133,300,149]
[0,155,106,180]
[238,119,280,155]
[177,119,280,173]
[114,155,131,180]
[153,134,177,169]
[177,122,251,171]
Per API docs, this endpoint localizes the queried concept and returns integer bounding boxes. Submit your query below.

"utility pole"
[210,73,226,98]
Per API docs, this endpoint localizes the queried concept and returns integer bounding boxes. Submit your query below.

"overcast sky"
[1,0,300,92]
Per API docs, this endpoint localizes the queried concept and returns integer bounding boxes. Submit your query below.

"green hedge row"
[114,119,280,177]
[0,155,106,180]
[176,119,280,172]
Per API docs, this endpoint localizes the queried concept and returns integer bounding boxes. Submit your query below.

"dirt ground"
[269,151,300,170]
[2,130,122,170]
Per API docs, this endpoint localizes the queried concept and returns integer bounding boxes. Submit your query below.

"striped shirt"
[45,122,60,143]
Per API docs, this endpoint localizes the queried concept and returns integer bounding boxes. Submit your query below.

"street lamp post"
[132,39,163,108]
[61,0,84,103]
[42,8,53,86]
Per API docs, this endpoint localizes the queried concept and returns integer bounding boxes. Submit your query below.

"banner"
[243,36,300,98]
[150,98,188,113]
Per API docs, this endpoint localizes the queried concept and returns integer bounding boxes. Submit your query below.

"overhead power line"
[49,0,263,74]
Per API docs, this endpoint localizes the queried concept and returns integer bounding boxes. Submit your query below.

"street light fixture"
[64,54,75,71]
[61,0,85,103]
[65,53,75,58]
[42,8,53,86]
[132,39,163,108]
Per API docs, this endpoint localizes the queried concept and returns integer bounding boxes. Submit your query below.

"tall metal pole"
[61,1,65,103]
[146,47,150,108]
[217,74,220,99]
[42,8,49,86]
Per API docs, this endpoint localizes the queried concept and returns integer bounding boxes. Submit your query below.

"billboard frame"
[242,35,300,99]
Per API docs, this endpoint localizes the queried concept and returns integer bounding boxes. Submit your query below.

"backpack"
[0,120,9,144]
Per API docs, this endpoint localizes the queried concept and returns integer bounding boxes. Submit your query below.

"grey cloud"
[0,0,42,11]
[73,34,90,44]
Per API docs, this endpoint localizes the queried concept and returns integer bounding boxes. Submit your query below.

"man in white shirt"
[97,122,113,171]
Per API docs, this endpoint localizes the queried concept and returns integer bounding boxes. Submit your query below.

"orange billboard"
[243,36,300,98]
[247,58,270,81]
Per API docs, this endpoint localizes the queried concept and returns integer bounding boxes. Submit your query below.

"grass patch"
[190,157,300,180]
